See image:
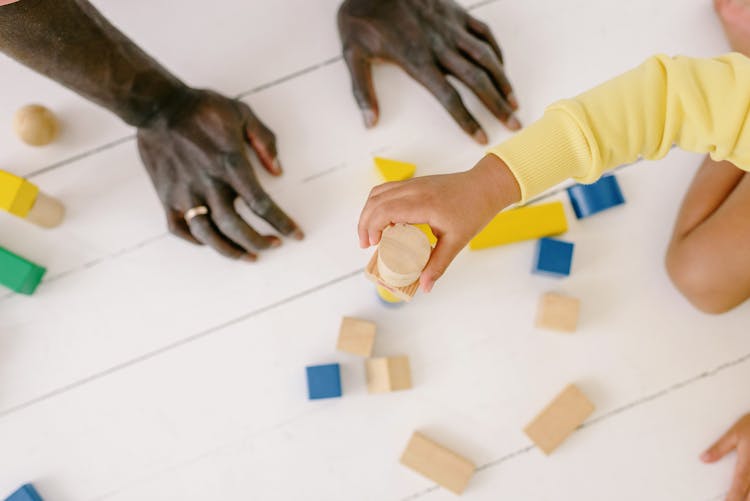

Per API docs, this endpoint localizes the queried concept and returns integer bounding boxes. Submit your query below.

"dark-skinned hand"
[137,89,303,261]
[338,0,520,144]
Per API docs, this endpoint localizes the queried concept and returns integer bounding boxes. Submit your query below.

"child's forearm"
[489,53,750,201]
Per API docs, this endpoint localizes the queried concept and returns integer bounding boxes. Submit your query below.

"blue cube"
[5,484,43,501]
[306,363,342,400]
[533,238,574,277]
[566,175,625,219]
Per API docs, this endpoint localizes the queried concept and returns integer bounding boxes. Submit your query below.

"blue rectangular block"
[533,237,574,278]
[5,484,43,501]
[566,175,625,219]
[306,363,342,400]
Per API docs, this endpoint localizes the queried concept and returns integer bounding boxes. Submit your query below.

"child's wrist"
[470,154,522,213]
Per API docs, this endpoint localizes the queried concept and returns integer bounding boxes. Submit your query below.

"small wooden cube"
[535,292,580,332]
[365,356,411,393]
[400,431,476,495]
[337,317,376,357]
[524,384,595,455]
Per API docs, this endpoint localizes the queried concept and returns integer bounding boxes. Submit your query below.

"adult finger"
[703,426,738,462]
[419,236,464,292]
[402,61,487,144]
[437,50,520,131]
[167,208,201,245]
[455,31,516,109]
[466,16,504,64]
[726,449,750,501]
[205,181,280,253]
[224,152,304,239]
[238,101,282,176]
[186,199,254,261]
[343,46,379,128]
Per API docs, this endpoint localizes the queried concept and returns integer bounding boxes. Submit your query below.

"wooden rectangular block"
[366,356,411,393]
[0,170,38,217]
[469,201,568,250]
[337,317,376,357]
[535,292,580,332]
[524,384,595,454]
[400,432,476,495]
[364,250,419,302]
[0,247,46,295]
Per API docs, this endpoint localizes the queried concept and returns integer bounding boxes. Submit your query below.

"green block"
[0,247,46,295]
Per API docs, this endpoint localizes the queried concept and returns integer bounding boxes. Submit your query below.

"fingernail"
[268,236,282,248]
[272,158,283,175]
[700,451,711,461]
[241,253,258,263]
[507,92,519,110]
[472,129,488,145]
[362,108,377,128]
[507,114,522,131]
[292,228,305,240]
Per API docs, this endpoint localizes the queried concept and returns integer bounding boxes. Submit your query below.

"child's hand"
[358,154,521,292]
[701,413,750,501]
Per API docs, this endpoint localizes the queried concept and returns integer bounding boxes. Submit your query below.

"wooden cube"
[524,384,595,454]
[535,292,580,332]
[337,317,376,357]
[400,432,476,495]
[365,356,411,393]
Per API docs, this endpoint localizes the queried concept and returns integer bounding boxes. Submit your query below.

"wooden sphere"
[377,223,431,287]
[13,104,59,146]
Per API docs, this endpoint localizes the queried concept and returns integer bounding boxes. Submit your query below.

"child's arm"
[359,53,750,292]
[701,413,750,500]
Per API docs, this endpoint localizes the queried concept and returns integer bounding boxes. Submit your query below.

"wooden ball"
[13,104,59,146]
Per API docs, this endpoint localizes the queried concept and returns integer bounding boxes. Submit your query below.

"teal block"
[0,247,46,295]
[5,484,44,501]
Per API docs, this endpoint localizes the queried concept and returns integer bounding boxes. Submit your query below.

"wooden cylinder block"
[377,223,431,288]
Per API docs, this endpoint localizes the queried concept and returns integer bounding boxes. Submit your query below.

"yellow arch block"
[374,157,416,182]
[469,201,568,250]
[0,170,38,217]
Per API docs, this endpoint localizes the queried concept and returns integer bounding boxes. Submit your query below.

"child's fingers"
[419,236,465,293]
[725,447,750,501]
[702,426,738,462]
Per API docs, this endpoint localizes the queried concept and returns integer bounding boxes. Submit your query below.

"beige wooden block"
[13,104,59,146]
[366,356,411,393]
[377,223,431,287]
[25,191,65,228]
[535,292,580,332]
[364,250,419,302]
[400,432,476,495]
[524,384,595,455]
[337,317,376,357]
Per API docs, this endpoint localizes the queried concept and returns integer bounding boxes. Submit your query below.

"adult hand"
[702,413,750,501]
[338,0,520,144]
[137,89,303,261]
[358,154,520,291]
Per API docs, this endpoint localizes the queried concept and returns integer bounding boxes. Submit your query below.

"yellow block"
[0,170,39,217]
[469,201,568,250]
[413,223,438,247]
[374,157,416,182]
[376,285,403,304]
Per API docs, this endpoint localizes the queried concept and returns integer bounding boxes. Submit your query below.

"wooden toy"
[566,175,625,219]
[535,292,580,332]
[0,247,46,295]
[374,157,416,182]
[524,384,595,454]
[400,432,476,495]
[365,224,432,302]
[376,285,405,307]
[13,104,59,146]
[0,170,65,228]
[5,484,43,501]
[305,363,342,400]
[469,201,568,250]
[366,356,411,393]
[533,238,574,277]
[337,317,376,357]
[413,223,438,246]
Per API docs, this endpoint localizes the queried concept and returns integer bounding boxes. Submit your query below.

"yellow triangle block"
[469,201,568,250]
[413,224,438,247]
[374,157,416,182]
[0,170,39,217]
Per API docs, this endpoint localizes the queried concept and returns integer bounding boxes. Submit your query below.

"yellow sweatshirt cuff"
[488,108,592,202]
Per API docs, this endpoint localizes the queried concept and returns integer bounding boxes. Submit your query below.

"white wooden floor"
[1,1,748,499]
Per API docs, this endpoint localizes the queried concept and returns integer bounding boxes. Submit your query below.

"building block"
[5,484,44,501]
[365,251,419,302]
[566,175,625,219]
[400,432,476,495]
[375,285,404,307]
[14,104,59,146]
[337,317,376,357]
[306,363,342,400]
[366,356,412,393]
[413,223,438,246]
[469,201,568,250]
[0,170,65,228]
[377,224,431,287]
[0,247,46,295]
[535,292,580,332]
[533,238,574,277]
[524,384,595,454]
[374,157,416,182]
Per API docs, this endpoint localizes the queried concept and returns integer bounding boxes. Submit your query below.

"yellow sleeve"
[489,53,750,202]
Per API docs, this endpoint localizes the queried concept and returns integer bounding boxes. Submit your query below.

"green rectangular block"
[0,247,46,295]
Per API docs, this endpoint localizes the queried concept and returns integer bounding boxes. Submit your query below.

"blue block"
[5,484,43,501]
[566,175,625,219]
[306,363,342,400]
[533,238,574,277]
